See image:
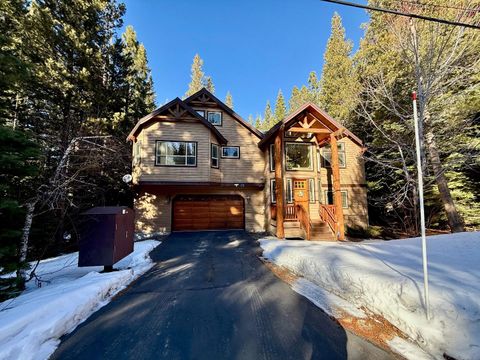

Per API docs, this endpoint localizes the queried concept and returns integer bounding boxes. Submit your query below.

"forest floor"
[260,231,480,360]
[0,240,160,360]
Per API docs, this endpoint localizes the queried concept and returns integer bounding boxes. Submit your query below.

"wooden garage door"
[173,195,244,231]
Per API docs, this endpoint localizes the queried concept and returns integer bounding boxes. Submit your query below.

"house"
[127,88,368,240]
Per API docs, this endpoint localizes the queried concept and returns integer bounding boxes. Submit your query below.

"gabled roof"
[127,97,227,145]
[258,102,363,148]
[184,88,264,139]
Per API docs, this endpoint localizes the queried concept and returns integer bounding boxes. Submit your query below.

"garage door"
[173,195,244,231]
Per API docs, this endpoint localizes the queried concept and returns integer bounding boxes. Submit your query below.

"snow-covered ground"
[260,232,480,360]
[0,240,160,360]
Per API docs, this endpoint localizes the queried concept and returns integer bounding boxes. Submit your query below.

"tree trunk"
[17,198,37,284]
[425,132,465,232]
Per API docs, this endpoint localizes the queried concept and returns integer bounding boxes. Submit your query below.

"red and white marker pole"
[412,91,430,320]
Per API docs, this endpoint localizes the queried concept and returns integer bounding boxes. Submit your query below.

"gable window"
[221,146,240,159]
[270,179,276,203]
[308,178,315,203]
[269,144,275,172]
[196,110,205,117]
[285,142,313,171]
[324,190,348,209]
[211,143,219,168]
[155,141,196,167]
[207,111,222,126]
[322,143,346,168]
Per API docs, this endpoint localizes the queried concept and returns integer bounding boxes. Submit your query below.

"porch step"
[310,220,335,241]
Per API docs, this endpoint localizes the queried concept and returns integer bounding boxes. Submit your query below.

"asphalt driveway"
[51,231,394,360]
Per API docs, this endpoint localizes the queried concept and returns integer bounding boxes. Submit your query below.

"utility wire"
[319,0,480,29]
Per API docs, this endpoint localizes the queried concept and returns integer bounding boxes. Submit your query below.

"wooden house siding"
[133,109,266,185]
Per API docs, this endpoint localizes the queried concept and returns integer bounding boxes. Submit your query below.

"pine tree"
[121,26,155,129]
[263,101,274,130]
[247,114,254,125]
[274,89,286,124]
[205,76,215,94]
[225,91,233,109]
[254,115,262,130]
[307,71,320,105]
[0,0,29,128]
[289,86,301,112]
[185,54,205,97]
[0,126,40,293]
[185,54,215,96]
[319,13,359,123]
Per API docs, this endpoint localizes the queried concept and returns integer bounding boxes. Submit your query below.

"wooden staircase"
[270,203,336,241]
[310,219,335,241]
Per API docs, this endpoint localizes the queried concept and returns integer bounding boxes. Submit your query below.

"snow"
[260,232,480,360]
[0,240,160,360]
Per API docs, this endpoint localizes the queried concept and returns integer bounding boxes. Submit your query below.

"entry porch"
[259,103,364,241]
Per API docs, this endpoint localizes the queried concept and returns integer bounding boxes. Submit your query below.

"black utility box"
[78,206,134,270]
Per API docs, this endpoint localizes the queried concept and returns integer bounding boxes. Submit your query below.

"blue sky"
[121,0,370,119]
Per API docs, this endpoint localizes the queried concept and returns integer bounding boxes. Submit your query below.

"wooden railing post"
[275,126,285,239]
[330,134,345,240]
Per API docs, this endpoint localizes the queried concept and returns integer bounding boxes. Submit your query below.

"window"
[221,146,240,159]
[133,140,141,166]
[285,143,313,171]
[324,190,348,208]
[211,143,219,168]
[308,179,315,203]
[270,179,276,203]
[155,141,196,167]
[322,143,346,168]
[269,144,275,172]
[207,111,222,125]
[318,180,322,203]
[196,110,205,117]
[286,179,293,203]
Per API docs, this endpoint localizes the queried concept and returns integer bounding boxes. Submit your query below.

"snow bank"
[0,240,160,360]
[260,232,480,360]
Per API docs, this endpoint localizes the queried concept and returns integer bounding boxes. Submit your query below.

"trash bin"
[78,206,134,271]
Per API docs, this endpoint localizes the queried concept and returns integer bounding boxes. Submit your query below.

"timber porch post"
[330,133,345,240]
[274,126,285,238]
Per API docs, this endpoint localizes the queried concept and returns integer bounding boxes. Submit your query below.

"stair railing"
[295,204,311,240]
[319,205,337,238]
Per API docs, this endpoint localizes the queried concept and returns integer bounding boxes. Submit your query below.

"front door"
[293,179,309,211]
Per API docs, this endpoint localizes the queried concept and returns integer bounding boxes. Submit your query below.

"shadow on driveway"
[51,231,394,360]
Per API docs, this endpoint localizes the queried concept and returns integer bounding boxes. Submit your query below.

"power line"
[319,0,480,29]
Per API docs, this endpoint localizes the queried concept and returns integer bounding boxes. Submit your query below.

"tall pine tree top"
[185,54,215,97]
[263,101,274,130]
[274,89,286,124]
[319,13,359,123]
[185,54,205,97]
[225,91,233,109]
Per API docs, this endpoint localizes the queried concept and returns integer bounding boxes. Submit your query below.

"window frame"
[207,111,222,126]
[286,178,293,203]
[322,142,346,168]
[196,110,205,118]
[269,144,275,172]
[324,190,348,209]
[318,179,322,203]
[308,178,315,203]
[155,140,197,167]
[285,142,314,171]
[270,179,276,204]
[221,146,240,159]
[133,140,141,166]
[210,143,219,169]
